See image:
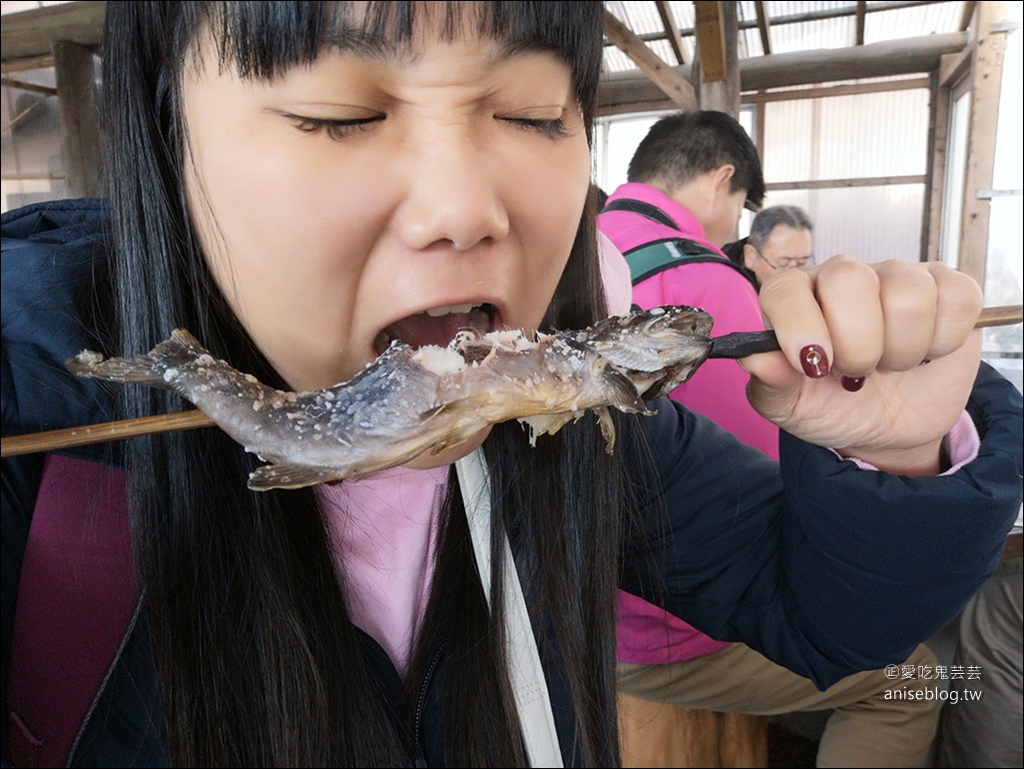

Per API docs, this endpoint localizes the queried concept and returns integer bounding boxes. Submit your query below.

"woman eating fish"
[1,3,1021,768]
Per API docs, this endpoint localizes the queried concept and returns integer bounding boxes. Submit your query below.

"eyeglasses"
[752,246,814,270]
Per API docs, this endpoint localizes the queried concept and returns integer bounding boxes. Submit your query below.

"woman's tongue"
[379,307,490,352]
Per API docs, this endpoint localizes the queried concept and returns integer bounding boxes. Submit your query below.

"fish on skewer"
[66,306,715,490]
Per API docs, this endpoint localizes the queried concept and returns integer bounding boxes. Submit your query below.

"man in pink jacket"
[598,110,940,767]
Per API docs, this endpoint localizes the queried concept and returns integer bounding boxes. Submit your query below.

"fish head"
[573,305,713,377]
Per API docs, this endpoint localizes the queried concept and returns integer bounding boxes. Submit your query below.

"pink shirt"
[598,183,778,458]
[318,465,448,675]
[599,183,776,664]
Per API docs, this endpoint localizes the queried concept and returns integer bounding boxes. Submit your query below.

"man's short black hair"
[627,110,765,210]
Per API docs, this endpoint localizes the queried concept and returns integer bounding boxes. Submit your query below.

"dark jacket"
[4,199,1022,767]
[721,237,760,289]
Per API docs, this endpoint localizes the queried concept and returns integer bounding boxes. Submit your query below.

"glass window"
[939,82,972,269]
[981,25,1023,393]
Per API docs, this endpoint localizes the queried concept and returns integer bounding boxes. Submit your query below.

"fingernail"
[800,345,830,378]
[841,375,865,392]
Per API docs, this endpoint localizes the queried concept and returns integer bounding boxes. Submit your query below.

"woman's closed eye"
[283,113,384,141]
[498,115,571,139]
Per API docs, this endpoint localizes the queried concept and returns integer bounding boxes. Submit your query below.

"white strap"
[456,449,564,768]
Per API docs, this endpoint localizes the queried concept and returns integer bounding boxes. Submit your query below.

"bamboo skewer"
[2,409,216,457]
[2,304,1021,459]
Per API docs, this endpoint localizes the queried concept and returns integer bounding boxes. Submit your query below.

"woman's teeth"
[425,303,479,317]
[373,304,493,355]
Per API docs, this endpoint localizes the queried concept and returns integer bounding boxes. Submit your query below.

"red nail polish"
[841,375,865,392]
[800,345,829,378]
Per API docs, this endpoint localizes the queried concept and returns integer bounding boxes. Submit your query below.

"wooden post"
[924,70,950,263]
[694,1,740,117]
[52,40,102,198]
[956,1,1006,285]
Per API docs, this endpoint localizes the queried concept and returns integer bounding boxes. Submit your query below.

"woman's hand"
[741,255,984,476]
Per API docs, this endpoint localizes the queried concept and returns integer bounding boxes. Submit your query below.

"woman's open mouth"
[374,302,498,355]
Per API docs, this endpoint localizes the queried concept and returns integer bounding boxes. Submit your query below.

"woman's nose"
[393,132,510,252]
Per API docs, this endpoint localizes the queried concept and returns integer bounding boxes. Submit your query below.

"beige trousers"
[618,642,940,768]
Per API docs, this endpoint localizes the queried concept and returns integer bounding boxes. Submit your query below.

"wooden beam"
[596,99,680,118]
[598,32,967,109]
[924,71,950,263]
[754,1,772,56]
[1,1,106,64]
[655,0,687,65]
[0,172,66,181]
[53,41,102,199]
[939,45,973,87]
[1,55,55,75]
[0,77,58,97]
[957,2,1006,285]
[602,9,697,109]
[741,31,966,89]
[960,1,978,31]
[694,2,727,82]
[765,175,927,191]
[856,1,867,46]
[742,76,930,103]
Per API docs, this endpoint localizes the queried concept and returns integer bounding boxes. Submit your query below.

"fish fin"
[418,400,478,423]
[595,407,617,455]
[639,358,707,400]
[419,404,448,421]
[66,348,175,387]
[66,328,210,388]
[428,425,485,455]
[247,463,340,491]
[601,366,651,414]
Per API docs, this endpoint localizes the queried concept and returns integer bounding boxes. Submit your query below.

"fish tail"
[66,328,208,389]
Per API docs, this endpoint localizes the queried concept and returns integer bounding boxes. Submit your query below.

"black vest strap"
[599,198,678,229]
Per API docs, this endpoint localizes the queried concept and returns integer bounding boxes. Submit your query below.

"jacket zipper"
[411,634,447,767]
[66,592,146,767]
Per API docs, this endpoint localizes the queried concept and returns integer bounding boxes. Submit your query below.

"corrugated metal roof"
[864,3,964,45]
[606,0,666,37]
[769,16,856,53]
[602,1,969,74]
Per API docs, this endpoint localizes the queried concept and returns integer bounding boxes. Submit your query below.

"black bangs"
[178,1,602,130]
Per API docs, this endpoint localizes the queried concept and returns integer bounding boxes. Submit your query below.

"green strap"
[625,239,742,285]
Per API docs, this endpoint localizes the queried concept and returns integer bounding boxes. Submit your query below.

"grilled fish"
[66,306,713,490]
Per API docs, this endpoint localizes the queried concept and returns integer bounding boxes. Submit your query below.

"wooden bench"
[619,693,768,768]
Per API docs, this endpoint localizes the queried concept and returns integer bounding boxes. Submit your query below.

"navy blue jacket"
[3,199,1022,767]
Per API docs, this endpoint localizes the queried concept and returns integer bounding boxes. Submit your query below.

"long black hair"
[99,2,621,765]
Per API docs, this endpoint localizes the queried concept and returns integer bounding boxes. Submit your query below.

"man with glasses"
[724,204,815,290]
